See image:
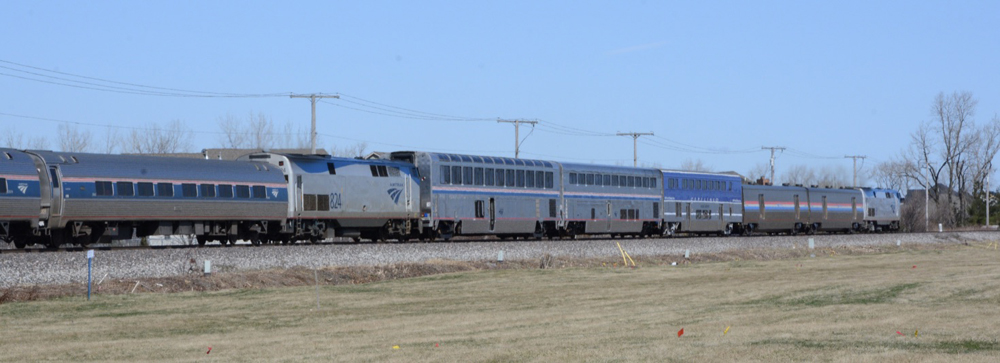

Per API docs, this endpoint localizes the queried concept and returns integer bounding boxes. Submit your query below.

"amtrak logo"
[271,189,278,198]
[387,188,402,204]
[17,183,27,194]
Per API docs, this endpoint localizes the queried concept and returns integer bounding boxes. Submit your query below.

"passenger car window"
[200,184,216,198]
[157,183,174,197]
[136,182,154,197]
[252,185,266,199]
[218,184,234,198]
[115,181,134,196]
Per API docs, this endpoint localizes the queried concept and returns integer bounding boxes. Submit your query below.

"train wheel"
[14,240,27,249]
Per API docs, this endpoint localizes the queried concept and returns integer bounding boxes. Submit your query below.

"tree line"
[1,112,369,158]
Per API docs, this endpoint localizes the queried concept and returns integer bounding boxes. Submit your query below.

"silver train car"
[560,162,662,237]
[28,150,288,247]
[0,149,46,248]
[742,185,864,234]
[241,152,421,242]
[391,151,561,239]
[661,170,743,236]
[389,151,663,239]
[859,188,901,232]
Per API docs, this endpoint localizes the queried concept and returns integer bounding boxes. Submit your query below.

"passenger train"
[0,147,901,248]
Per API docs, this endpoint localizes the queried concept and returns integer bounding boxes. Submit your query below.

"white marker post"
[204,260,211,277]
[808,238,815,258]
[86,250,95,300]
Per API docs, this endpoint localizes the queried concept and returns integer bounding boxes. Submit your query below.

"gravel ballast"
[0,232,993,288]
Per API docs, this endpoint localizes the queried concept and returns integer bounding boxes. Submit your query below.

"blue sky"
[2,1,998,185]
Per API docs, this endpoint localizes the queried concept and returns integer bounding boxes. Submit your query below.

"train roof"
[28,150,283,183]
[560,162,660,175]
[660,169,743,179]
[410,151,556,168]
[0,148,40,176]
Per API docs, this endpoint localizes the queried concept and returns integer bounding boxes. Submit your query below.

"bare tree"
[679,158,711,172]
[746,162,770,183]
[3,129,48,149]
[814,164,849,188]
[331,142,369,158]
[103,126,121,154]
[782,164,815,186]
[57,124,92,152]
[217,113,247,149]
[218,112,281,150]
[122,120,192,154]
[870,160,910,191]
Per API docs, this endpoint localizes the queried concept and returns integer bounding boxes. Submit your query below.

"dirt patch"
[0,242,955,304]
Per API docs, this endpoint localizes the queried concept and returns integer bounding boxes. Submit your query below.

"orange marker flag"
[677,328,684,337]
[896,331,903,335]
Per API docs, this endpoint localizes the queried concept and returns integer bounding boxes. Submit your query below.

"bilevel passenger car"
[742,184,864,235]
[661,170,743,236]
[239,152,421,242]
[388,151,662,240]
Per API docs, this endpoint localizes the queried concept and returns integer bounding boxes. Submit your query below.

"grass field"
[3,244,1000,362]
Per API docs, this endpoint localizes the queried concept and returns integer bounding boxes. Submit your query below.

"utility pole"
[761,146,786,185]
[844,155,867,187]
[497,119,538,158]
[290,93,340,154]
[617,132,654,167]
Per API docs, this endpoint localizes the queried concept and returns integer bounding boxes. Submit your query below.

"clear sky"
[2,1,998,186]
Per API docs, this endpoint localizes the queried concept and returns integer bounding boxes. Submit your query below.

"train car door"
[48,166,63,226]
[607,202,612,231]
[488,198,496,231]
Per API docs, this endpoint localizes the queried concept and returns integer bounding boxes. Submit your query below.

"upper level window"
[485,168,495,186]
[526,170,535,188]
[569,173,577,185]
[452,166,462,185]
[506,169,515,187]
[545,172,554,189]
[441,165,451,184]
[496,169,505,187]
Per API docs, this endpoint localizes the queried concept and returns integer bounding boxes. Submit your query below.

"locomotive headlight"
[425,202,431,208]
[38,221,45,227]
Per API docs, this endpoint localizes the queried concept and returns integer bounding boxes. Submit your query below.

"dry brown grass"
[3,242,1000,361]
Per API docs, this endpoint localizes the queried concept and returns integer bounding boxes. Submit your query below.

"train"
[0,147,901,248]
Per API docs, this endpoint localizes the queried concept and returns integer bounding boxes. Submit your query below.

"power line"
[0,59,287,98]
